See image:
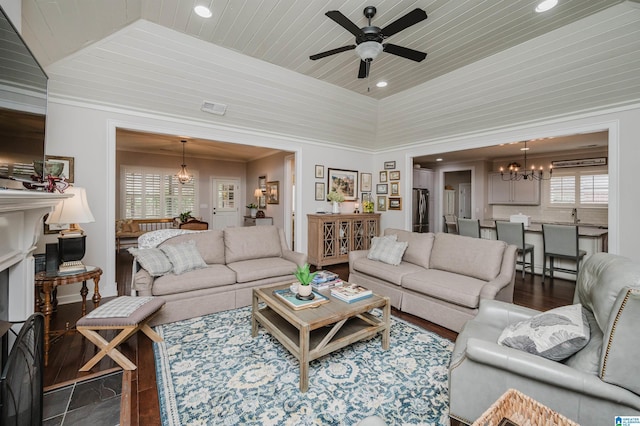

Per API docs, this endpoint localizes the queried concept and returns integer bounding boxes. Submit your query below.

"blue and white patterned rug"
[153,306,454,425]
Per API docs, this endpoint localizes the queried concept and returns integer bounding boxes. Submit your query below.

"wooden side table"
[34,266,103,366]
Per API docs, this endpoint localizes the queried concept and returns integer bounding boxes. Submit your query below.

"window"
[549,176,576,204]
[121,166,198,219]
[549,171,608,206]
[580,174,608,204]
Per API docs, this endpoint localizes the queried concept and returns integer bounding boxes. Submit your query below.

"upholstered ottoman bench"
[77,296,165,371]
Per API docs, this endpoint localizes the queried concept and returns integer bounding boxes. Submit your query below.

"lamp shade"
[46,186,95,225]
[254,188,263,198]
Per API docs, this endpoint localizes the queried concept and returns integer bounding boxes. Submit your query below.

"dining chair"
[443,215,458,234]
[496,221,534,278]
[457,218,480,238]
[542,224,586,283]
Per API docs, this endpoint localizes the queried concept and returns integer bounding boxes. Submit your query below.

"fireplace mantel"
[0,189,69,322]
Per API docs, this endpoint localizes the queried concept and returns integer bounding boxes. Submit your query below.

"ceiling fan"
[309,6,428,79]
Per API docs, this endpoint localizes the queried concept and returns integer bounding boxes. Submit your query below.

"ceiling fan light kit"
[310,6,428,80]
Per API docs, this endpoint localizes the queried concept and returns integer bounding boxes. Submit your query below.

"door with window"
[211,178,240,229]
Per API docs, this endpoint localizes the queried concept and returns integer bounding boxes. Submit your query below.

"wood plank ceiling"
[22,0,626,99]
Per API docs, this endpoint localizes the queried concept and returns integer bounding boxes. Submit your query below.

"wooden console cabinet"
[307,213,380,268]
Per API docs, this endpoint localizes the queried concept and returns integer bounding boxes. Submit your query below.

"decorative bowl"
[33,161,64,177]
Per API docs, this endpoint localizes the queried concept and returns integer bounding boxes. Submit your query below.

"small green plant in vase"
[294,263,317,298]
[179,211,192,223]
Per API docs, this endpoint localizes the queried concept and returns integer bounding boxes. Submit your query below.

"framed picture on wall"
[360,172,372,192]
[379,171,387,182]
[327,168,358,201]
[389,170,400,181]
[384,161,396,170]
[258,175,267,191]
[390,181,400,196]
[315,182,325,201]
[267,181,279,204]
[376,183,388,194]
[388,197,402,210]
[315,165,324,178]
[377,196,387,211]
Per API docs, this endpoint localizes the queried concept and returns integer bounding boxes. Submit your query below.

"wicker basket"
[472,389,580,426]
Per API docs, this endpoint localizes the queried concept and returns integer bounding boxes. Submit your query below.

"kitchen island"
[479,220,608,280]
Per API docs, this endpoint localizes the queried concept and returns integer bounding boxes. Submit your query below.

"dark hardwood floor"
[44,250,575,425]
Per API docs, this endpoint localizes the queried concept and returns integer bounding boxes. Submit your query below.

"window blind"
[549,176,576,204]
[580,174,608,204]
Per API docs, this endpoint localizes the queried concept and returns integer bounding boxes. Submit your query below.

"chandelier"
[500,140,552,181]
[175,140,193,184]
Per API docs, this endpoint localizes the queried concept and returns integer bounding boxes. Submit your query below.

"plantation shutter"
[549,176,576,204]
[122,166,198,219]
[580,174,608,204]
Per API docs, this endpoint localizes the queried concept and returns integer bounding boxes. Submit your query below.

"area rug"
[153,306,454,425]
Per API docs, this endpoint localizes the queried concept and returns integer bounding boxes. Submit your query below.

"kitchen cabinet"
[413,168,433,189]
[307,213,380,268]
[488,172,540,205]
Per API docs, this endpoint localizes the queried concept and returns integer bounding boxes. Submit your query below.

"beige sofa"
[133,226,306,325]
[348,229,517,332]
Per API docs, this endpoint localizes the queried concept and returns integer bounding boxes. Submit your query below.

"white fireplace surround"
[0,189,68,322]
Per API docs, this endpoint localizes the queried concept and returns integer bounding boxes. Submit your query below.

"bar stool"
[457,218,480,238]
[542,224,586,283]
[496,221,535,278]
[443,215,458,234]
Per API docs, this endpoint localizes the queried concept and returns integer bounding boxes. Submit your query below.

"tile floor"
[43,371,122,426]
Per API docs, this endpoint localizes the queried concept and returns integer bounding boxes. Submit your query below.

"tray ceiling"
[21,0,626,99]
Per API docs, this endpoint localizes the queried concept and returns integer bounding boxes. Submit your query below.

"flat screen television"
[0,5,48,190]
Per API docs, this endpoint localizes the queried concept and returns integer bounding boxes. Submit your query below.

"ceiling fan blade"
[381,8,427,37]
[383,43,427,62]
[358,60,369,79]
[309,45,356,60]
[325,10,363,37]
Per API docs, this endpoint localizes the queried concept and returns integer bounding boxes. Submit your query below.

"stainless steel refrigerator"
[412,188,429,233]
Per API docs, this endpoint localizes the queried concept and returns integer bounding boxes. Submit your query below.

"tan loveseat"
[132,226,306,325]
[349,229,517,332]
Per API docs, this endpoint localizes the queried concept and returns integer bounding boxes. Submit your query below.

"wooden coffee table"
[252,282,390,392]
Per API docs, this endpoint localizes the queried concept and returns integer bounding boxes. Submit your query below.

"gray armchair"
[449,252,640,425]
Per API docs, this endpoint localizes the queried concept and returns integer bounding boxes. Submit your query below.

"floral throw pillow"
[498,304,590,361]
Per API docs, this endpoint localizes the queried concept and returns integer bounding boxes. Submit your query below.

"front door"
[211,178,240,229]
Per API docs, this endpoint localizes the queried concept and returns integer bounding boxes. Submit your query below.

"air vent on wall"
[201,101,227,116]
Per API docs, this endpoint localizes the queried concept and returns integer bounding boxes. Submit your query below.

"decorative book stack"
[331,284,372,303]
[311,270,343,290]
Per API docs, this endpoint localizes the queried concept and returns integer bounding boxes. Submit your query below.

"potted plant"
[293,263,317,298]
[179,211,192,223]
[246,203,258,218]
[327,189,345,214]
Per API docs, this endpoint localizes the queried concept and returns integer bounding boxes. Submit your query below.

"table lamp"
[254,188,263,207]
[45,186,95,273]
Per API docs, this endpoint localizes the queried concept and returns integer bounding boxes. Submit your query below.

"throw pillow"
[128,247,172,277]
[497,304,590,361]
[377,240,409,266]
[129,221,140,232]
[367,234,398,261]
[160,240,208,275]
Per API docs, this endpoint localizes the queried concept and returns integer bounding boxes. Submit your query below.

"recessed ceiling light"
[436,158,443,162]
[535,0,558,13]
[194,5,213,18]
[520,147,530,151]
[376,81,388,88]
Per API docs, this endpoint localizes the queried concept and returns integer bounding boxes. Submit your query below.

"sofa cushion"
[160,230,225,264]
[160,240,208,275]
[367,234,397,261]
[497,304,590,361]
[152,264,236,296]
[384,229,434,269]
[430,233,506,281]
[227,257,296,283]
[402,269,487,308]
[224,226,282,264]
[368,236,408,266]
[128,247,172,277]
[352,257,424,286]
